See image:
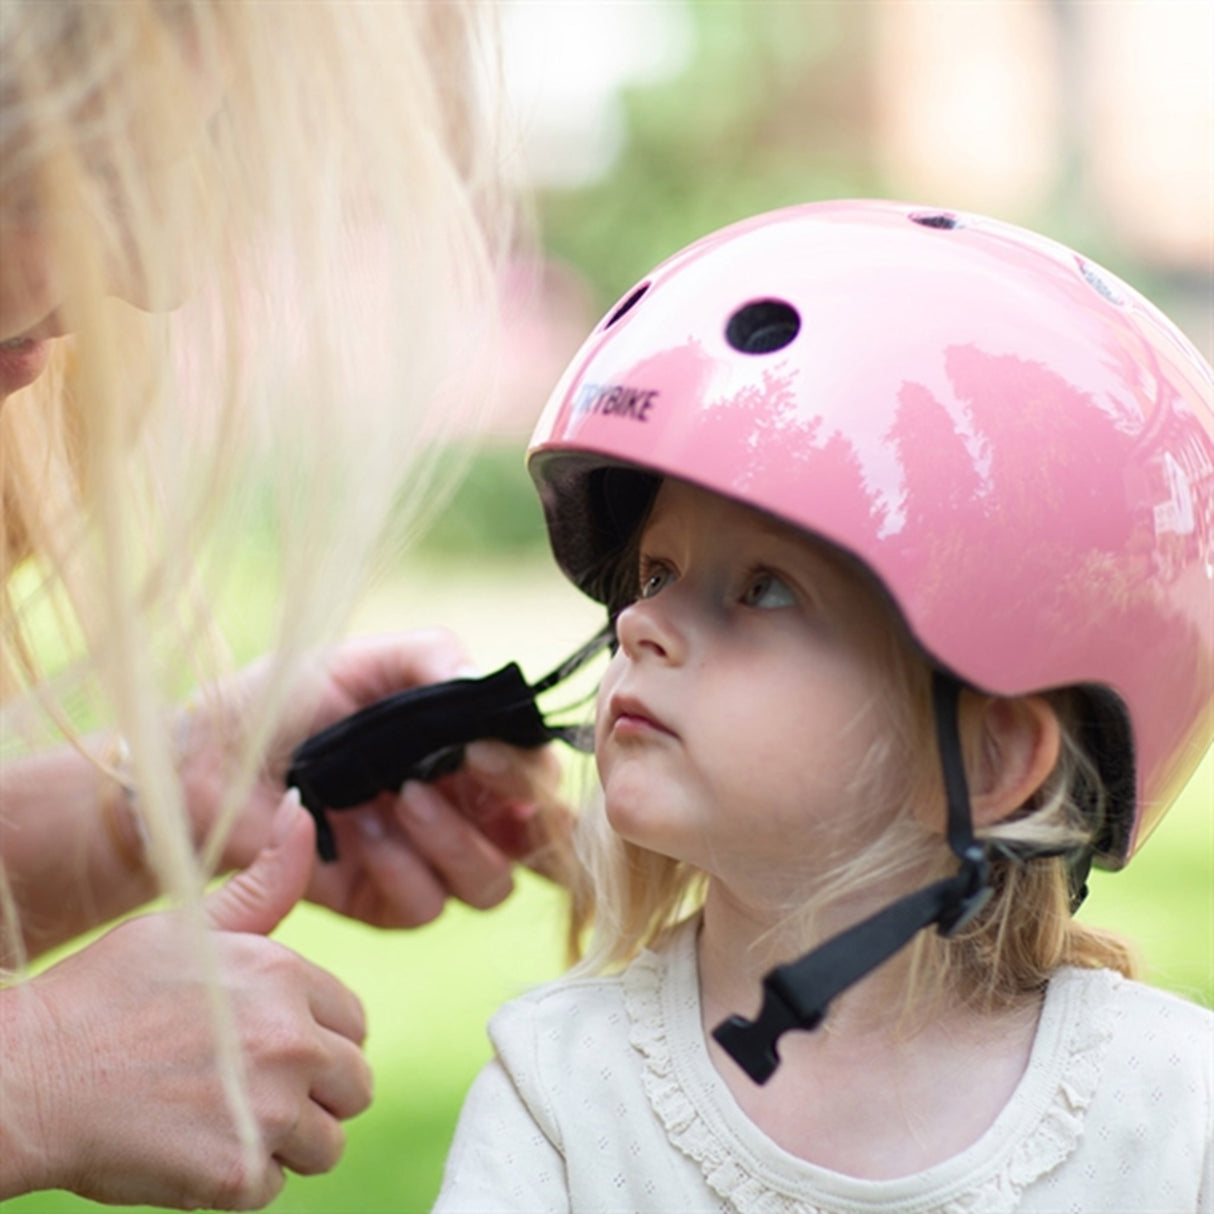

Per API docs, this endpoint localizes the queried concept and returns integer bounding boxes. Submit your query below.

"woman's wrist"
[0,982,69,1199]
[0,744,160,961]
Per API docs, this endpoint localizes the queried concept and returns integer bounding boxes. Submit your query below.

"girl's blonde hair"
[2,0,512,1167]
[562,517,1137,1010]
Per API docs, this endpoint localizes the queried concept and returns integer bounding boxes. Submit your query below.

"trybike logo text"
[572,382,659,422]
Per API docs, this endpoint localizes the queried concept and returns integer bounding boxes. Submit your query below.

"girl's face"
[595,478,906,901]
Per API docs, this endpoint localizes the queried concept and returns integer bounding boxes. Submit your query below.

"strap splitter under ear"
[712,671,995,1084]
[286,626,612,861]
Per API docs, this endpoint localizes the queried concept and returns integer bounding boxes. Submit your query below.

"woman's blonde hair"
[2,0,512,1167]
[2,0,511,862]
[561,518,1137,1010]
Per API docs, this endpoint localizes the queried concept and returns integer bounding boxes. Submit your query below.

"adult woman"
[0,2,556,1207]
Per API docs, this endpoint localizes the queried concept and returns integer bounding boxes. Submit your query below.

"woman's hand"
[183,629,565,927]
[1,796,371,1210]
[304,737,563,927]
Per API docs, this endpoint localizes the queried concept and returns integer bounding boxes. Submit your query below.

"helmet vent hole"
[910,211,961,230]
[603,282,650,329]
[725,299,801,354]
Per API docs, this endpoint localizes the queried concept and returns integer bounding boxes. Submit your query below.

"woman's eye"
[639,564,675,599]
[741,571,796,609]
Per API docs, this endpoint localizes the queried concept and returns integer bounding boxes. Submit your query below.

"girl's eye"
[741,571,796,609]
[639,563,675,600]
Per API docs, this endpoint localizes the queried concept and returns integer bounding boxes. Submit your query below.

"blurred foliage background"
[10,2,1210,1211]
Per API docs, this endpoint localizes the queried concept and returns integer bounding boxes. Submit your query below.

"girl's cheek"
[592,655,627,763]
[592,681,613,757]
[597,649,627,699]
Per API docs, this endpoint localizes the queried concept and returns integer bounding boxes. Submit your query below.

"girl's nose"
[615,593,687,665]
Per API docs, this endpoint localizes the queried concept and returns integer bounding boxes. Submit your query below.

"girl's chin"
[602,797,686,862]
[0,337,52,398]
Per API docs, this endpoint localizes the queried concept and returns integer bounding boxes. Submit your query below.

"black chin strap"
[712,672,993,1085]
[286,627,611,861]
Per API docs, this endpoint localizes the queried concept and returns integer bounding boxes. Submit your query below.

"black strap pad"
[287,663,553,860]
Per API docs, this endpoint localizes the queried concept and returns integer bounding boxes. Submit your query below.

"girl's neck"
[697,877,926,1037]
[695,880,1045,1180]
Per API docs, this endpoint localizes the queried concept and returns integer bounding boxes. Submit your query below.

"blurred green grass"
[8,554,1210,1214]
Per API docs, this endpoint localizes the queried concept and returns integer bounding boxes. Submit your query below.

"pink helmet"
[528,199,1214,869]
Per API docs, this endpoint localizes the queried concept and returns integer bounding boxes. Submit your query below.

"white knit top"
[435,920,1212,1212]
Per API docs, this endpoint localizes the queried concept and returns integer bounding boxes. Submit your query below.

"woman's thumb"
[205,789,315,935]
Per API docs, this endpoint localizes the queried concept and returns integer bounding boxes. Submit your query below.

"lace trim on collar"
[622,930,1114,1214]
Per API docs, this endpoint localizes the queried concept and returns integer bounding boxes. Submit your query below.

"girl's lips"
[608,693,676,739]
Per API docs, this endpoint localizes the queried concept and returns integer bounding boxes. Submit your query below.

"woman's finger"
[461,740,565,813]
[224,1157,285,1210]
[271,1100,348,1178]
[298,957,367,1046]
[342,807,450,927]
[328,629,472,707]
[309,1029,374,1121]
[395,781,515,910]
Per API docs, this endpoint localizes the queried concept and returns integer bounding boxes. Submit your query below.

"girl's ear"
[964,694,1062,828]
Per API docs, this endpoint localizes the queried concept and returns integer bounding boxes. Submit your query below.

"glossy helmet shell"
[527,200,1214,867]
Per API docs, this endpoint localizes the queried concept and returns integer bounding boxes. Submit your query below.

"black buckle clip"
[936,844,993,937]
[713,969,822,1085]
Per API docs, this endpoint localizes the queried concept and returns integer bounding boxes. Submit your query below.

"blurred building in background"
[870,2,1211,280]
[478,0,1211,439]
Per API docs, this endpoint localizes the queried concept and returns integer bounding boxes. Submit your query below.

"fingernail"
[272,788,302,844]
[507,799,539,822]
[401,781,438,823]
[465,740,509,774]
[357,811,386,840]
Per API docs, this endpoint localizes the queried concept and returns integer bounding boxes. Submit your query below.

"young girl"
[436,200,1213,1211]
